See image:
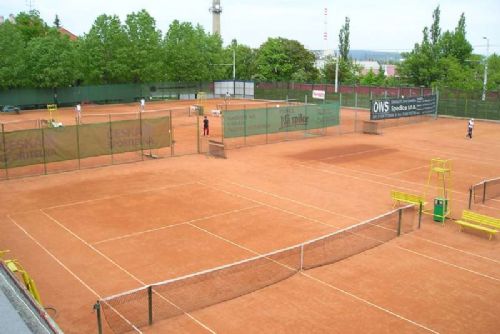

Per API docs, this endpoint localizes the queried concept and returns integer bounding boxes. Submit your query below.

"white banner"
[312,90,325,100]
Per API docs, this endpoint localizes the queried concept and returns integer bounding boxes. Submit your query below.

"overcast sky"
[1,0,498,55]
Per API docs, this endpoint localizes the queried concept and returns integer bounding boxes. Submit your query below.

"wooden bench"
[455,210,499,240]
[391,190,427,207]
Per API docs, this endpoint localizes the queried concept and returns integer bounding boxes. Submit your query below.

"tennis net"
[96,205,416,333]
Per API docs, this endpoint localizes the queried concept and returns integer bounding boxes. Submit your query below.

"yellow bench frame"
[455,210,500,240]
[391,190,427,207]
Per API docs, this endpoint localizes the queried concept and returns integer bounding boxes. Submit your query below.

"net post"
[41,127,47,175]
[265,104,269,144]
[169,110,174,157]
[468,187,472,209]
[397,208,402,236]
[148,286,153,325]
[1,123,8,179]
[108,114,114,165]
[197,114,200,153]
[244,105,247,146]
[76,122,81,170]
[418,202,423,229]
[93,301,103,334]
[482,182,486,204]
[300,244,304,271]
[139,110,144,161]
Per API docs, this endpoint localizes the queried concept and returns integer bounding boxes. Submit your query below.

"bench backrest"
[391,191,425,204]
[462,210,500,229]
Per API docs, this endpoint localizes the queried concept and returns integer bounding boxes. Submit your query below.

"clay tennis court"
[0,99,499,334]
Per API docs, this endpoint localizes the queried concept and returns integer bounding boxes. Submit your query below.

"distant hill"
[349,50,402,62]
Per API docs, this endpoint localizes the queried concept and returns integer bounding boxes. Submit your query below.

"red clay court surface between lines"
[0,100,499,334]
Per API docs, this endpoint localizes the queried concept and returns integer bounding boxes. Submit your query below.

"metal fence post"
[244,105,247,146]
[93,301,103,334]
[197,114,200,153]
[397,208,402,236]
[170,110,174,157]
[355,92,358,108]
[265,104,269,145]
[108,115,114,165]
[418,202,423,229]
[482,182,487,204]
[1,124,8,179]
[139,110,144,160]
[468,187,472,209]
[76,122,81,170]
[148,286,153,325]
[41,127,47,175]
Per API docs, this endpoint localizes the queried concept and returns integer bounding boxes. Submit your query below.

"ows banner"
[370,95,437,120]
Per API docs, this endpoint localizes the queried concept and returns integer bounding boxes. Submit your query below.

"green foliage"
[79,14,129,84]
[253,37,317,82]
[0,22,26,88]
[338,17,350,60]
[487,54,500,90]
[24,30,79,88]
[14,10,49,43]
[54,15,61,28]
[164,20,225,82]
[227,40,255,81]
[124,10,164,82]
[398,7,474,89]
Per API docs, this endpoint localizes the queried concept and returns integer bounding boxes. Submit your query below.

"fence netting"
[98,205,417,334]
[471,177,500,205]
[222,102,340,148]
[0,114,171,171]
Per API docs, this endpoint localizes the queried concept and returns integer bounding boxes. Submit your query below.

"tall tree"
[24,30,79,88]
[79,14,129,84]
[15,10,49,43]
[124,10,164,82]
[164,20,224,82]
[226,40,255,81]
[0,22,27,88]
[54,15,61,28]
[253,37,317,81]
[338,17,350,60]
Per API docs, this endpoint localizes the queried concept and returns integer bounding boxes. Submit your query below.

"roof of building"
[58,27,78,41]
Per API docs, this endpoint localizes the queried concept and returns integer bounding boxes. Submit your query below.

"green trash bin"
[433,197,448,223]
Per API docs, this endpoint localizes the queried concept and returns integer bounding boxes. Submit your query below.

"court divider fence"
[468,177,500,208]
[0,111,178,179]
[220,101,341,149]
[93,204,419,334]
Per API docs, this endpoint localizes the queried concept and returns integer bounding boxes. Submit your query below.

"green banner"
[1,116,171,169]
[223,102,340,139]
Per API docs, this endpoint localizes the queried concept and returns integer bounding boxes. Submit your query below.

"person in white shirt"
[75,104,81,121]
[140,98,145,112]
[467,118,474,139]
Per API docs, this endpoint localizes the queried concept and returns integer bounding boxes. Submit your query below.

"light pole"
[334,50,340,93]
[482,36,489,101]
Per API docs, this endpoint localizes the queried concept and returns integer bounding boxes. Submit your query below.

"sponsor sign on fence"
[312,90,326,100]
[370,95,437,120]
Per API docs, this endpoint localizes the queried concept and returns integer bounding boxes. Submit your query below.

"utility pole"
[482,36,489,101]
[335,51,340,93]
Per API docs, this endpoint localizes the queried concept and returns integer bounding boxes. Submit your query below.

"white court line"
[408,235,500,265]
[388,164,429,176]
[42,182,197,211]
[396,246,500,282]
[5,215,143,334]
[224,181,360,223]
[302,273,440,334]
[92,205,261,245]
[197,181,345,229]
[38,210,216,334]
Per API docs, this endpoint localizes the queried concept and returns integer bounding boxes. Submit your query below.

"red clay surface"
[0,99,499,334]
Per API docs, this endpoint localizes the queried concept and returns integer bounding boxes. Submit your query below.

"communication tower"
[210,0,222,35]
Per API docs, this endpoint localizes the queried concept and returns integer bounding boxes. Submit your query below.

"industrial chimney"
[209,0,222,35]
